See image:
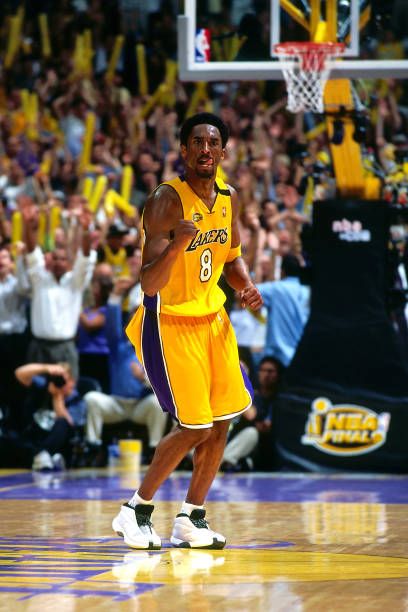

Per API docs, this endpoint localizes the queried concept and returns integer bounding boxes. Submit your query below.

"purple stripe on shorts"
[143,293,158,311]
[240,363,254,402]
[141,309,177,418]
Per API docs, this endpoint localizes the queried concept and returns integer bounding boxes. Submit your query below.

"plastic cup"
[118,439,142,471]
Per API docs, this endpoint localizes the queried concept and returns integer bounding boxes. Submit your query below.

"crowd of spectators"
[0,0,407,472]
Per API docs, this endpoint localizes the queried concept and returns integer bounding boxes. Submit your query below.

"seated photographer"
[0,362,86,471]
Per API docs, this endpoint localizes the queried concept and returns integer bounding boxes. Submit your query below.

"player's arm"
[141,185,198,296]
[223,187,263,311]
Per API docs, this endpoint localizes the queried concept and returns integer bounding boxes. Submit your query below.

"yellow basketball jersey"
[102,245,130,277]
[142,175,235,317]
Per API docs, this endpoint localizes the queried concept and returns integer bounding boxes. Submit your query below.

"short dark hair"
[281,254,302,278]
[180,112,229,148]
[258,356,283,378]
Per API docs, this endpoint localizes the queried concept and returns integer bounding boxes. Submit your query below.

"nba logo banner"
[195,29,211,62]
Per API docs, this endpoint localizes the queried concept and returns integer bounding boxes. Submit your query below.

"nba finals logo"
[195,29,211,63]
[302,397,390,456]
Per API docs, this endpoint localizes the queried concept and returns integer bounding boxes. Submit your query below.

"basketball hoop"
[273,41,346,114]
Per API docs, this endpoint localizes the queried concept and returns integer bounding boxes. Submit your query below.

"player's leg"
[169,309,254,549]
[187,419,230,505]
[170,311,249,549]
[138,425,211,500]
[136,309,215,496]
[112,424,211,550]
[113,310,214,549]
[169,420,230,549]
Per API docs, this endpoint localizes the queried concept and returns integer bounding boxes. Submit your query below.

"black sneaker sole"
[172,538,226,550]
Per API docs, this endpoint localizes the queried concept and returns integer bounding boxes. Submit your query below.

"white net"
[274,43,345,114]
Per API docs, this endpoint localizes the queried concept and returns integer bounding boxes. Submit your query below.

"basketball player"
[112,113,263,549]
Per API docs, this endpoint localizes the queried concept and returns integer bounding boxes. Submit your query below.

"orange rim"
[273,41,345,71]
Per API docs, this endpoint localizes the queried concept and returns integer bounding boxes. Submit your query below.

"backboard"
[178,0,408,81]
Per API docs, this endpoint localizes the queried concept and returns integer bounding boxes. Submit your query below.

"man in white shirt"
[21,199,96,379]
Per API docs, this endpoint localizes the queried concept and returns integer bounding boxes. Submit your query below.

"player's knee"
[212,420,231,441]
[180,426,212,445]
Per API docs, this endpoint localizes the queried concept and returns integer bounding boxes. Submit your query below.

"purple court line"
[0,535,295,602]
[0,471,407,503]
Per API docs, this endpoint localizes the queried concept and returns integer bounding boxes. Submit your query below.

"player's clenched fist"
[240,285,263,311]
[171,219,198,249]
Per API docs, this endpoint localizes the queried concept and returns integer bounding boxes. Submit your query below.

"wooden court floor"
[0,467,407,611]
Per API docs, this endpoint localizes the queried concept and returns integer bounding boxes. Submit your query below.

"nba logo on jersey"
[222,207,227,217]
[195,29,211,63]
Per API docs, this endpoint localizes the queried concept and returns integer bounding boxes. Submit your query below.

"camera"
[298,162,326,196]
[48,374,66,388]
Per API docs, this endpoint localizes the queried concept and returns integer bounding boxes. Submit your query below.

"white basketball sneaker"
[32,450,53,471]
[112,503,161,550]
[170,508,226,549]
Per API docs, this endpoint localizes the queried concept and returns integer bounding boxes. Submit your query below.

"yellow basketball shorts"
[126,306,253,428]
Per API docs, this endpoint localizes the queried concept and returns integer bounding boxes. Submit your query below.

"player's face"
[182,124,224,179]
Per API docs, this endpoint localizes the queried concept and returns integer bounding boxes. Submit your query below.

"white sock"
[181,502,204,516]
[128,491,153,507]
